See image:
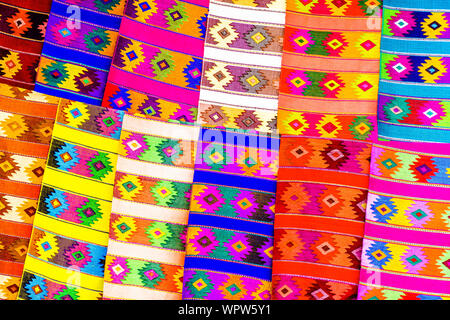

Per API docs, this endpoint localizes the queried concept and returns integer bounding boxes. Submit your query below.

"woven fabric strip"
[358,141,450,300]
[34,0,126,105]
[196,0,286,134]
[0,0,52,89]
[103,115,199,300]
[0,84,58,300]
[272,0,382,300]
[101,0,209,123]
[182,128,279,300]
[18,101,124,300]
[378,0,450,143]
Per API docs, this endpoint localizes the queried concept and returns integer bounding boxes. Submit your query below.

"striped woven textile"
[18,101,124,300]
[358,141,450,300]
[183,128,279,300]
[101,0,208,123]
[272,0,382,300]
[378,0,450,143]
[0,0,52,89]
[197,0,285,134]
[103,115,199,300]
[0,84,58,300]
[34,0,126,105]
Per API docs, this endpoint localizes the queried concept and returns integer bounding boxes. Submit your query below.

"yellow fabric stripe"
[23,256,104,293]
[33,214,109,246]
[43,167,114,200]
[52,123,120,153]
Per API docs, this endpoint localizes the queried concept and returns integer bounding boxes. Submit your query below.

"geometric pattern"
[102,0,208,121]
[378,2,450,143]
[183,128,279,300]
[0,83,58,300]
[277,0,381,136]
[18,103,124,300]
[358,141,450,300]
[34,0,125,105]
[103,115,199,300]
[0,1,52,89]
[272,0,380,300]
[197,0,285,134]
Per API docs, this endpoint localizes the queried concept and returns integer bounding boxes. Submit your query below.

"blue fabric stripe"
[42,43,112,70]
[194,170,276,193]
[34,84,102,106]
[384,0,450,10]
[379,80,450,99]
[378,122,450,143]
[200,128,279,150]
[184,257,272,280]
[188,213,273,237]
[381,37,450,56]
[51,1,122,30]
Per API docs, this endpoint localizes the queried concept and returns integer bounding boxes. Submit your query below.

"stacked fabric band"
[18,101,124,300]
[34,0,125,105]
[378,0,450,143]
[0,84,58,299]
[183,128,279,300]
[0,1,52,89]
[272,0,382,300]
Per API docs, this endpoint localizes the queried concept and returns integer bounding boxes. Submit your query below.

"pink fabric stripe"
[360,269,450,295]
[120,18,205,57]
[370,177,450,201]
[375,140,450,156]
[108,67,199,106]
[365,221,450,247]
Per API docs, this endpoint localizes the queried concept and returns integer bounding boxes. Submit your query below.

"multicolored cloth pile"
[0,0,448,300]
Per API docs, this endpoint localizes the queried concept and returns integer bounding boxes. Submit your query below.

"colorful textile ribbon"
[196,0,286,134]
[183,128,279,300]
[0,84,58,300]
[378,0,450,143]
[34,0,125,105]
[271,0,382,300]
[101,0,208,123]
[358,141,450,300]
[0,0,52,89]
[18,101,124,300]
[103,115,199,300]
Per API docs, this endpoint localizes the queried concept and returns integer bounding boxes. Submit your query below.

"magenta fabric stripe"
[120,18,206,56]
[360,269,450,295]
[108,67,200,106]
[364,222,450,247]
[369,178,450,201]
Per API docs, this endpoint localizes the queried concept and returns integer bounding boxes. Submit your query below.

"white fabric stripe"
[107,239,185,265]
[111,198,189,224]
[116,157,194,183]
[199,89,279,110]
[204,46,282,68]
[122,115,200,141]
[209,2,285,23]
[103,282,181,300]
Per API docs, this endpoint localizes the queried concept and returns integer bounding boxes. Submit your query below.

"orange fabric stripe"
[273,260,360,284]
[0,220,32,238]
[0,95,58,118]
[0,179,41,199]
[0,260,23,277]
[0,137,50,158]
[278,95,377,114]
[286,11,381,31]
[275,214,365,236]
[278,168,370,189]
[282,52,380,73]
